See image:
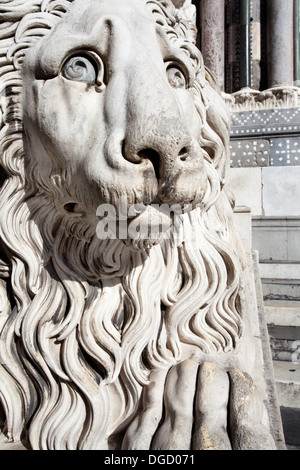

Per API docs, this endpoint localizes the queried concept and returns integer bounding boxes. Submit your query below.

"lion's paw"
[122,360,276,450]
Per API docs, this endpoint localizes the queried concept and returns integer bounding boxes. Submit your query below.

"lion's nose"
[122,141,192,181]
[136,148,161,180]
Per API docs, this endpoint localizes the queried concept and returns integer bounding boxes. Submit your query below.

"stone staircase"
[234,211,300,448]
[264,300,300,449]
[251,215,300,449]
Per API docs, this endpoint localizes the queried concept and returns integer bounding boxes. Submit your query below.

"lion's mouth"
[121,204,176,251]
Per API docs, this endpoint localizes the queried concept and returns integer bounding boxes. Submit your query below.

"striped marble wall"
[195,0,298,93]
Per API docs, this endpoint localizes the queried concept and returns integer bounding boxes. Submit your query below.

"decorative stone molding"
[228,85,300,112]
[230,139,270,167]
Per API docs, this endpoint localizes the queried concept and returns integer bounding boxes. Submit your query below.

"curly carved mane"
[0,0,244,450]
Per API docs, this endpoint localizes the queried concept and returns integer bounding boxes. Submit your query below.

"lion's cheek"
[24,77,105,169]
[174,88,204,141]
[23,78,158,209]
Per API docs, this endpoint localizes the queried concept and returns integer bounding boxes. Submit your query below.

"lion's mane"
[0,0,244,450]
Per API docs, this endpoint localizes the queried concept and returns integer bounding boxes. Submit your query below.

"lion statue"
[0,0,279,450]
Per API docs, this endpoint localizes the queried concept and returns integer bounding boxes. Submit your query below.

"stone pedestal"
[267,0,294,87]
[200,0,225,89]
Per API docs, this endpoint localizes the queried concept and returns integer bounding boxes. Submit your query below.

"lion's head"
[0,0,244,450]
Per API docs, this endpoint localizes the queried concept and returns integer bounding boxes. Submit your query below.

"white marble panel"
[229,167,262,216]
[262,167,300,217]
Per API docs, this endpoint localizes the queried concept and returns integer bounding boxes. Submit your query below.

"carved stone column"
[240,0,250,88]
[200,0,225,89]
[267,0,294,87]
[250,0,262,90]
[225,0,241,93]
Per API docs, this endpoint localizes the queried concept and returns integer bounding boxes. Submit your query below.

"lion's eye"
[62,55,98,84]
[166,65,186,89]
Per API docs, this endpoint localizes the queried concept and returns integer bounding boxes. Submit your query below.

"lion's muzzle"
[104,56,206,206]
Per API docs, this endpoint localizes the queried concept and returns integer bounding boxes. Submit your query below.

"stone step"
[265,300,300,327]
[272,361,300,448]
[273,361,300,409]
[259,263,300,301]
[268,328,300,362]
[264,300,300,362]
[259,264,300,280]
[264,300,300,448]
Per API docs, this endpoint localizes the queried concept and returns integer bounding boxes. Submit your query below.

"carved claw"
[228,369,276,450]
[192,362,232,450]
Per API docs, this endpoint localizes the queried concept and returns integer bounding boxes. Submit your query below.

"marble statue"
[0,0,279,450]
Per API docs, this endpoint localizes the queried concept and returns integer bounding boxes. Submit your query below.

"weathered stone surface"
[262,167,300,217]
[229,168,263,216]
[230,166,300,219]
[253,217,300,263]
[0,0,283,450]
[267,0,294,87]
[200,0,225,89]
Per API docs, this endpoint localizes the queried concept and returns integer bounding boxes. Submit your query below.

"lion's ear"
[170,0,186,6]
[170,0,196,26]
